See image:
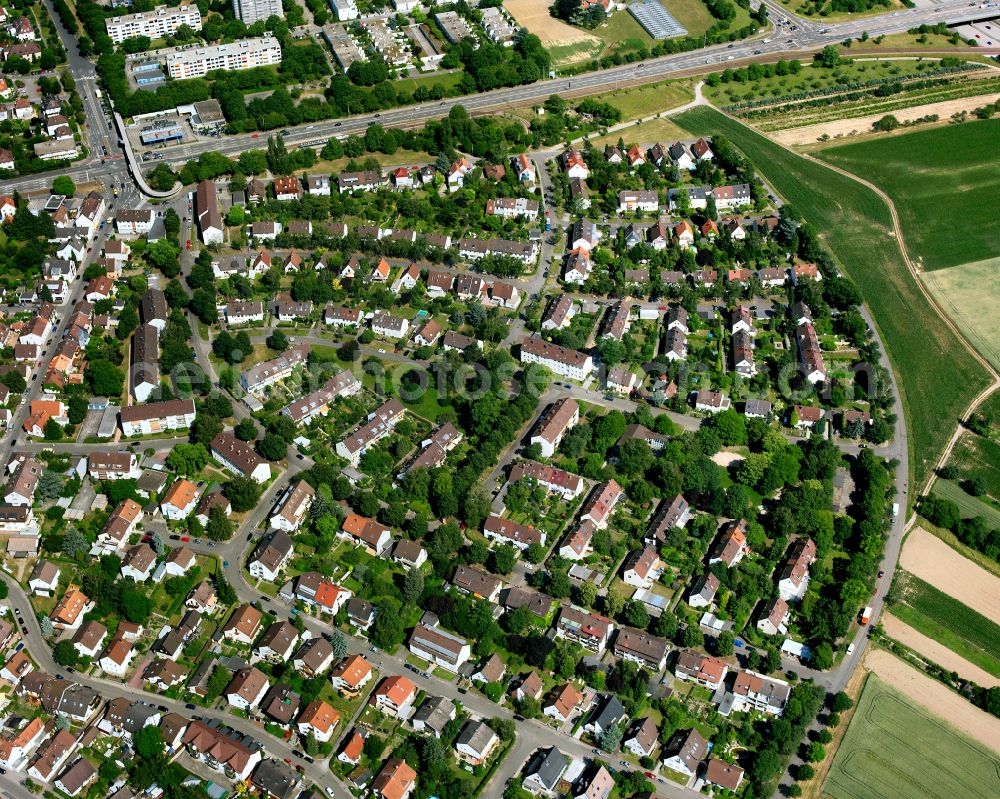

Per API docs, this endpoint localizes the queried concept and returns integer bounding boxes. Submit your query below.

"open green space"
[590,79,694,120]
[932,478,1000,528]
[673,105,990,492]
[393,71,465,95]
[705,58,946,107]
[922,256,1000,373]
[785,0,906,22]
[824,674,1000,799]
[892,571,1000,677]
[818,119,1000,271]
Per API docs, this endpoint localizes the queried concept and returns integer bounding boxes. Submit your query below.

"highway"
[126,0,1000,171]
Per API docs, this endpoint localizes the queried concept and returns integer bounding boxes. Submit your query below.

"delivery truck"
[861,606,873,625]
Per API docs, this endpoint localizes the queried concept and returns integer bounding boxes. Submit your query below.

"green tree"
[206,506,234,541]
[831,691,853,713]
[52,176,75,196]
[370,607,405,650]
[604,586,625,618]
[166,443,210,476]
[578,580,597,608]
[61,528,89,558]
[403,566,424,604]
[598,723,623,752]
[133,726,164,759]
[53,640,80,667]
[257,433,287,461]
[43,418,64,441]
[491,544,517,575]
[235,418,257,441]
[267,330,289,351]
[224,475,262,512]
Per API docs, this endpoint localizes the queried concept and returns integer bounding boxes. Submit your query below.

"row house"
[529,397,579,458]
[483,515,544,552]
[283,371,361,425]
[119,399,196,436]
[458,237,537,266]
[335,398,405,466]
[507,460,584,501]
[210,432,271,483]
[519,334,593,381]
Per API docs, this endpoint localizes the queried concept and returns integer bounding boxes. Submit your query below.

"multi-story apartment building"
[105,6,202,44]
[165,37,281,80]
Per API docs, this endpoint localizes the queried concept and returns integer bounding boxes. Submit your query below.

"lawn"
[892,571,1000,677]
[393,70,464,95]
[922,256,1000,372]
[786,0,906,22]
[589,79,694,120]
[589,116,690,149]
[673,105,990,492]
[818,119,1000,271]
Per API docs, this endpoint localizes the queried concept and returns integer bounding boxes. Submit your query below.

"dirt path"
[882,613,1000,687]
[771,92,1000,146]
[900,527,1000,623]
[864,649,1000,754]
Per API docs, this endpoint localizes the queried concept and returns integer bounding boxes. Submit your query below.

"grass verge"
[673,105,990,492]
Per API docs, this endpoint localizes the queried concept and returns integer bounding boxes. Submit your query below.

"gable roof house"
[613,627,670,671]
[451,564,502,603]
[543,683,582,724]
[709,518,750,568]
[662,728,708,777]
[674,650,728,691]
[225,666,270,711]
[624,716,659,758]
[555,606,613,654]
[408,619,471,672]
[410,695,456,738]
[582,694,627,737]
[777,538,817,601]
[522,746,568,795]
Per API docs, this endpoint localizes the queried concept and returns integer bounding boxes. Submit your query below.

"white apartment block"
[232,0,284,25]
[105,6,202,44]
[165,37,282,80]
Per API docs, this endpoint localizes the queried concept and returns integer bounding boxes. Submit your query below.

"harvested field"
[504,0,601,50]
[900,526,1000,623]
[882,613,1000,687]
[863,649,1000,754]
[773,92,1000,146]
[923,256,1000,373]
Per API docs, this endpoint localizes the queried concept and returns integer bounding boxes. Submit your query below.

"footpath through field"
[900,527,1000,623]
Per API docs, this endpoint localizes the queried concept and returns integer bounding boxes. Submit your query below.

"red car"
[181,536,190,542]
[186,239,191,250]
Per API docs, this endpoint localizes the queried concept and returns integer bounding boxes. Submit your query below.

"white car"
[847,643,856,656]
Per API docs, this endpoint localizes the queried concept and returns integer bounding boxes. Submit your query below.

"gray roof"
[524,746,568,790]
[456,719,497,755]
[588,694,626,732]
[412,695,454,733]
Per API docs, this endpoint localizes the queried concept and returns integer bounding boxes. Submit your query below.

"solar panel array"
[628,0,688,39]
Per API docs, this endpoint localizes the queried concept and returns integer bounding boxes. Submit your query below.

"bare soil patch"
[772,92,1000,146]
[864,648,1000,754]
[900,526,1000,624]
[883,613,1000,687]
[504,0,601,46]
[710,451,744,468]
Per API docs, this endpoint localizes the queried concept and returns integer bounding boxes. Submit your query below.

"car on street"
[878,569,885,578]
[186,703,197,710]
[181,536,190,542]
[247,532,254,541]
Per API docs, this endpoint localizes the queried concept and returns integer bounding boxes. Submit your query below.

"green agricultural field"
[818,119,1000,270]
[892,571,1000,677]
[674,106,991,492]
[946,425,1000,505]
[932,478,1000,528]
[824,674,1000,799]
